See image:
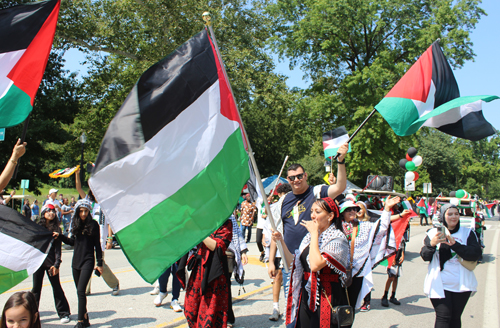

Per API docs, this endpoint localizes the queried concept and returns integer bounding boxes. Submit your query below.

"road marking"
[4,268,136,294]
[153,284,274,328]
[483,227,500,328]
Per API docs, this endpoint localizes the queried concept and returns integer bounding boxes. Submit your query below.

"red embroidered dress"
[183,220,232,328]
[286,224,350,327]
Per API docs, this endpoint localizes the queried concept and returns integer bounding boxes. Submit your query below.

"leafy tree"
[0,52,82,194]
[55,0,295,176]
[266,0,486,184]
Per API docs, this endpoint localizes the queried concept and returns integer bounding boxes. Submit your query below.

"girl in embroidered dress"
[420,204,481,328]
[273,197,350,328]
[340,196,402,309]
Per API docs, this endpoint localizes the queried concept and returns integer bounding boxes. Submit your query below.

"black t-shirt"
[23,204,31,218]
[282,185,329,253]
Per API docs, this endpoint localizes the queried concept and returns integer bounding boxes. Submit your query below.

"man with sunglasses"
[268,143,349,303]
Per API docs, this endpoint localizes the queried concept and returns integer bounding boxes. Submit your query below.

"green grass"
[11,185,89,205]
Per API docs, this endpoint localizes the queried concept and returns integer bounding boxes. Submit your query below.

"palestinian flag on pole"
[0,0,60,128]
[89,28,249,283]
[0,205,52,294]
[485,203,495,218]
[322,126,351,159]
[416,198,427,209]
[375,41,498,141]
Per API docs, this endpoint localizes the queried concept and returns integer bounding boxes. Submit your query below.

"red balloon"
[406,153,412,161]
[413,172,419,181]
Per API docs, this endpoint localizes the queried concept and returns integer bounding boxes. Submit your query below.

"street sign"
[423,182,432,194]
[0,128,4,141]
[405,181,415,191]
[20,180,29,189]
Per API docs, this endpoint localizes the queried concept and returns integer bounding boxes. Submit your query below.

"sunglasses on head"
[287,173,304,181]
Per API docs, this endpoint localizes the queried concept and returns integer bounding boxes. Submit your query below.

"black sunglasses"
[287,173,305,181]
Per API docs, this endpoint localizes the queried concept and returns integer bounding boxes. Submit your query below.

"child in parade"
[55,199,103,328]
[31,204,71,324]
[1,291,41,328]
[381,239,405,307]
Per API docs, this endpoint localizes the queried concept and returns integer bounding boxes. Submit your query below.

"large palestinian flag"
[375,41,498,141]
[0,205,53,294]
[0,0,60,128]
[89,29,250,283]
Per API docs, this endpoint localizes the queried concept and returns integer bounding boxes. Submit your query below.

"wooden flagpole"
[203,12,290,272]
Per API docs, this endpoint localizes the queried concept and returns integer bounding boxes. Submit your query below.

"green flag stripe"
[0,83,32,128]
[376,95,499,136]
[115,129,249,283]
[0,265,28,294]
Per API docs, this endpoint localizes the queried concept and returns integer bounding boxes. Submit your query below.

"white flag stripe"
[412,81,436,118]
[422,100,483,128]
[324,134,349,149]
[0,50,25,99]
[0,231,47,274]
[89,80,240,233]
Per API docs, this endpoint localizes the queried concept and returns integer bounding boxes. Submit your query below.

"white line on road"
[483,226,500,328]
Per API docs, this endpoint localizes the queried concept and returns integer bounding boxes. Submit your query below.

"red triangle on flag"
[385,44,433,103]
[417,198,426,208]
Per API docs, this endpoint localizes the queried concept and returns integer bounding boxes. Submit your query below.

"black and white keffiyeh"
[288,224,349,323]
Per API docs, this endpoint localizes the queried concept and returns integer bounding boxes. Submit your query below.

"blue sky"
[64,0,499,131]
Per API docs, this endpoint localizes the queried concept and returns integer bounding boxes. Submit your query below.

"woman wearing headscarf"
[55,199,102,328]
[339,196,401,309]
[273,197,350,328]
[420,204,481,328]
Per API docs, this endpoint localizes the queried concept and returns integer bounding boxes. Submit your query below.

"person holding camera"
[420,204,481,328]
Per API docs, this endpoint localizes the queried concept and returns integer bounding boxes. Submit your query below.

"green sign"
[20,179,29,189]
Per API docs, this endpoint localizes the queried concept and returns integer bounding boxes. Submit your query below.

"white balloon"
[412,155,423,167]
[405,171,415,181]
[450,198,459,206]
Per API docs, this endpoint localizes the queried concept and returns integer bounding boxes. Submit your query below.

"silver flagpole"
[203,12,289,272]
[269,155,289,198]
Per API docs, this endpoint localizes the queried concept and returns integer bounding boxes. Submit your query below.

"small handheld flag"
[322,126,352,159]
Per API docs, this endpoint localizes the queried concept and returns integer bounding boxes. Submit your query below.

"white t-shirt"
[85,196,109,251]
[440,233,467,292]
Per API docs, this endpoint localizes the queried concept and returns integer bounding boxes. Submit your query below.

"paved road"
[2,216,499,327]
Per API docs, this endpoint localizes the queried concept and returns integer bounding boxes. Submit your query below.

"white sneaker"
[60,316,71,324]
[154,292,168,307]
[112,285,120,296]
[150,285,160,295]
[170,299,182,312]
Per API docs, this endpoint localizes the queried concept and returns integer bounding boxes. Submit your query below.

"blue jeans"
[240,225,252,243]
[159,263,180,300]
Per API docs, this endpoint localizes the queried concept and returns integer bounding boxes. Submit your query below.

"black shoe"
[83,313,90,327]
[381,297,389,307]
[74,322,84,328]
[259,252,265,262]
[389,297,401,305]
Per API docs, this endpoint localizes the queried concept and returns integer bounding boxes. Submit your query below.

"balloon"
[412,155,423,167]
[399,159,408,169]
[456,189,465,198]
[449,191,456,197]
[405,161,416,171]
[413,172,419,181]
[407,147,418,158]
[450,198,459,206]
[405,171,415,182]
[406,153,412,161]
